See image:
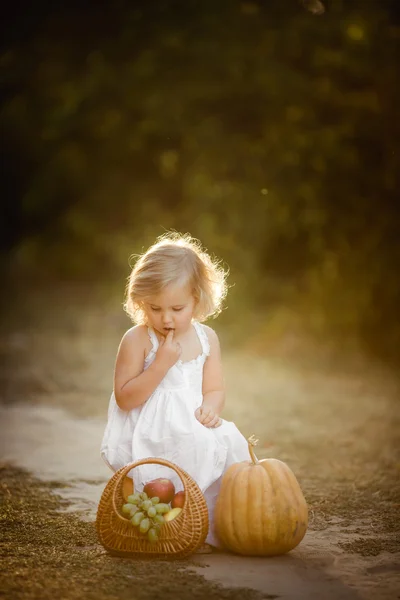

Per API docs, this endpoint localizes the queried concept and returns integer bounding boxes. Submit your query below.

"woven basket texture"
[96,457,209,559]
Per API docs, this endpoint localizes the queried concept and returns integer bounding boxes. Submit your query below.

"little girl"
[100,232,250,550]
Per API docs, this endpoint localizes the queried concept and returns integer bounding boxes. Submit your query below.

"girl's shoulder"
[119,324,153,356]
[199,324,221,352]
[201,323,218,339]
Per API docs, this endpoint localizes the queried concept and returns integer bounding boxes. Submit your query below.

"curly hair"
[124,232,228,324]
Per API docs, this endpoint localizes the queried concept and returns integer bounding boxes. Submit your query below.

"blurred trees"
[1,0,399,363]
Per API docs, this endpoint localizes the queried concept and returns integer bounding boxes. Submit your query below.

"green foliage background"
[1,0,399,363]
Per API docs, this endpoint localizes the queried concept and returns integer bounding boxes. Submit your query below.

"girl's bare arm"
[114,327,169,411]
[197,326,225,426]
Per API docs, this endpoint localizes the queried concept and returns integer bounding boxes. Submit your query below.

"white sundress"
[100,320,250,547]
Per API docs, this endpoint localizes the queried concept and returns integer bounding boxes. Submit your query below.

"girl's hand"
[194,406,222,428]
[156,329,182,370]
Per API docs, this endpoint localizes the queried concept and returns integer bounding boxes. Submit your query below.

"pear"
[164,507,182,522]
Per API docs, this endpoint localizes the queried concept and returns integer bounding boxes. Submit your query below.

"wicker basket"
[96,457,209,559]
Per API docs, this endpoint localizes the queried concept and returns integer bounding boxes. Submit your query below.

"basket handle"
[111,457,191,519]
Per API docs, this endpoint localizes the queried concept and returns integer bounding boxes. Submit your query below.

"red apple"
[143,478,175,504]
[171,491,185,509]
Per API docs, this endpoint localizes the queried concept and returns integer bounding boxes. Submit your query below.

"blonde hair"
[124,232,228,324]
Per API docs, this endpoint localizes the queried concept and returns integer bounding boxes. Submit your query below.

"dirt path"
[1,286,399,599]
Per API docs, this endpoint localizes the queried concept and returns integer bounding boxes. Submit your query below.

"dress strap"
[147,327,159,352]
[193,321,210,357]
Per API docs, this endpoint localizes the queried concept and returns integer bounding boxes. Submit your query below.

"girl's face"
[143,283,197,336]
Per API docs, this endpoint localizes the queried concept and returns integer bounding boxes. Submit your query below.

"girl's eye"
[173,307,184,312]
[151,307,161,312]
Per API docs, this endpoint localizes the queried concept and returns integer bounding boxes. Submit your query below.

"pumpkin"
[215,435,308,556]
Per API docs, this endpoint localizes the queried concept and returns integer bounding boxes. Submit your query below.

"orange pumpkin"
[215,435,308,556]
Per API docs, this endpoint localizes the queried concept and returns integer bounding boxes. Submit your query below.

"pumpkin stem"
[247,435,259,465]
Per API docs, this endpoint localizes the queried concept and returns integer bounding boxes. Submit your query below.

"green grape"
[152,520,162,533]
[131,511,145,527]
[127,493,141,505]
[155,503,170,514]
[147,527,159,543]
[122,503,134,515]
[139,492,148,501]
[147,506,157,518]
[141,500,152,512]
[139,517,150,534]
[129,505,139,516]
[153,514,165,526]
[151,496,160,505]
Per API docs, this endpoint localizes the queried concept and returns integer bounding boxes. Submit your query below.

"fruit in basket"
[143,478,175,504]
[141,499,153,512]
[139,517,151,534]
[122,503,139,517]
[131,511,145,526]
[122,476,134,501]
[164,507,182,522]
[171,491,185,508]
[152,522,162,534]
[154,503,170,514]
[153,514,165,527]
[127,492,141,505]
[147,527,159,543]
[147,506,157,518]
[215,435,308,556]
[122,503,134,515]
